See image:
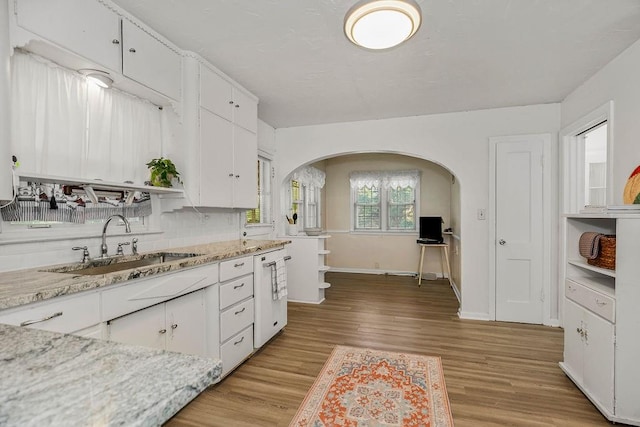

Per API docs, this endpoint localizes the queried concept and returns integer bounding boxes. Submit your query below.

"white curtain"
[11,52,87,177]
[293,166,326,188]
[11,51,162,184]
[85,84,162,183]
[350,170,419,189]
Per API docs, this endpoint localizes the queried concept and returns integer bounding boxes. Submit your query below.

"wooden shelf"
[568,259,616,278]
[19,172,185,195]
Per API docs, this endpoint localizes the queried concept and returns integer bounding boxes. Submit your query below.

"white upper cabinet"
[232,89,258,134]
[121,20,181,101]
[201,66,233,121]
[201,66,258,133]
[15,0,121,72]
[13,0,182,101]
[194,62,258,208]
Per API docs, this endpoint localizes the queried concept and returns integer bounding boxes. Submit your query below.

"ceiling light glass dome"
[344,0,422,50]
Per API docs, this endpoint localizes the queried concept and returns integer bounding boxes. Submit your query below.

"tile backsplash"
[0,205,265,272]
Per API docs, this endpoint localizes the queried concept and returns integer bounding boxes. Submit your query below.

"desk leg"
[418,245,426,286]
[442,245,452,287]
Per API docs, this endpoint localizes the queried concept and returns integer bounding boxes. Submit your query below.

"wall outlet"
[477,208,486,220]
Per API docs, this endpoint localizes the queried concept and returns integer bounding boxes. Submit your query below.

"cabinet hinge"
[271,167,275,179]
[540,288,545,302]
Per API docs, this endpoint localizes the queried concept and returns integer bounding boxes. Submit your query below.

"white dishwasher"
[253,248,289,348]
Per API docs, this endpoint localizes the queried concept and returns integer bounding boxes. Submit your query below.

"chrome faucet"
[101,215,131,258]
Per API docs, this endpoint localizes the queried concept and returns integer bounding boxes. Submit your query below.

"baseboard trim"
[458,311,492,321]
[329,267,449,279]
[449,279,461,303]
[287,298,325,305]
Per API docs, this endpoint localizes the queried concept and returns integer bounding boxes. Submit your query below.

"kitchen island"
[0,323,222,426]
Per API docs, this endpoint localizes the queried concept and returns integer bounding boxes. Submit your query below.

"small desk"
[417,243,452,286]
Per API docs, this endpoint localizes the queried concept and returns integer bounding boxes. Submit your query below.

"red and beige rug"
[290,346,453,427]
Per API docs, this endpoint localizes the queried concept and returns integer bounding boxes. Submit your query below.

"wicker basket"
[587,235,616,270]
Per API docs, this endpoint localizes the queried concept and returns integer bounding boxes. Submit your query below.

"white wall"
[0,0,12,201]
[275,104,561,320]
[562,38,640,205]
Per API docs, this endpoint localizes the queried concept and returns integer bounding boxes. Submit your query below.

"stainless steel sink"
[42,252,203,276]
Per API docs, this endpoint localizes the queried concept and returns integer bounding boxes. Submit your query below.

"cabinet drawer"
[566,279,615,323]
[220,276,254,310]
[221,325,253,376]
[0,291,100,334]
[102,263,218,321]
[220,298,254,342]
[220,256,253,282]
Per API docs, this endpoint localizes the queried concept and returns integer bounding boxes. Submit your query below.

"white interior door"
[495,136,544,323]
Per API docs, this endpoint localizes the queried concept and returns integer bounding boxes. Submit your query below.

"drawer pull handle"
[234,336,244,346]
[233,283,245,289]
[20,311,63,326]
[235,307,246,315]
[171,324,178,329]
[159,329,167,334]
[234,262,245,268]
[595,299,608,307]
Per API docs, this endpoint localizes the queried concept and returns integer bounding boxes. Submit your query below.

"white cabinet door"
[121,20,181,100]
[204,285,221,359]
[166,290,206,356]
[108,303,166,350]
[583,309,615,413]
[201,66,233,121]
[200,108,234,207]
[232,89,258,133]
[15,0,121,71]
[563,300,585,383]
[232,125,258,209]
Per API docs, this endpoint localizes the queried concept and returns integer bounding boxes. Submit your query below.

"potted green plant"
[146,157,181,188]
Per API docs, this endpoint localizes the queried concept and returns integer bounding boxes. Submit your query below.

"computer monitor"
[418,216,443,243]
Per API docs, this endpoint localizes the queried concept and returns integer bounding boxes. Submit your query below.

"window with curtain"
[289,166,325,229]
[10,50,162,184]
[351,170,419,232]
[246,156,272,225]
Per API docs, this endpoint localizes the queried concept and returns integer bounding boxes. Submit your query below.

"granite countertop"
[0,323,222,426]
[0,239,289,310]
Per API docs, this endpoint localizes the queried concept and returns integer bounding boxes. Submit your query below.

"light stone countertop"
[0,239,289,310]
[0,323,222,426]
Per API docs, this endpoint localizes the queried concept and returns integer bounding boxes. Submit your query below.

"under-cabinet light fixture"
[344,0,422,50]
[79,69,113,89]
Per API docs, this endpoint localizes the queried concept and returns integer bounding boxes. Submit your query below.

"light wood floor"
[167,272,611,427]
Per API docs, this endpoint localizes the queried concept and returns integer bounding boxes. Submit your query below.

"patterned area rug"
[290,346,453,427]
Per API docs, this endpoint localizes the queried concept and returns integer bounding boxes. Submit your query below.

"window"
[246,156,272,225]
[289,166,325,229]
[351,171,419,232]
[561,101,612,213]
[581,122,607,207]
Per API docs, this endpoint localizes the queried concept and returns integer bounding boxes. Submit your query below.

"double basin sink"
[41,252,203,276]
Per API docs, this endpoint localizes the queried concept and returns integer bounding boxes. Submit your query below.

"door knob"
[499,239,506,245]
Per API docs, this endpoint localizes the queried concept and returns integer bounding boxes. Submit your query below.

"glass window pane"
[583,122,607,207]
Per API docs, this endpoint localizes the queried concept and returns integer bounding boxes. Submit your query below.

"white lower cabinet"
[561,299,614,413]
[108,289,206,356]
[0,291,100,334]
[220,325,254,377]
[218,256,255,376]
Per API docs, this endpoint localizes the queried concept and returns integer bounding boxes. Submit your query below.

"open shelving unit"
[284,234,331,304]
[559,213,640,425]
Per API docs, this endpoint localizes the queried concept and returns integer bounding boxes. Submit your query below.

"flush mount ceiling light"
[79,69,113,89]
[344,0,422,50]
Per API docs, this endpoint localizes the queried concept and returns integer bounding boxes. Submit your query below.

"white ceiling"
[112,0,640,129]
